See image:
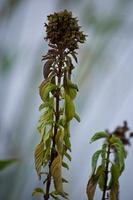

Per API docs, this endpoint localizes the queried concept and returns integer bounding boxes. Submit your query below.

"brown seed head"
[44,9,86,51]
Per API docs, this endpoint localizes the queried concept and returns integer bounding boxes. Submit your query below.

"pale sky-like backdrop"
[0,0,133,199]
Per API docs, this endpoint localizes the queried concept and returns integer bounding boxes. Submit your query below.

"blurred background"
[0,0,133,199]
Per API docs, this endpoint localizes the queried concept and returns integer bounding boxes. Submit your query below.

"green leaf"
[64,151,71,161]
[91,150,102,174]
[39,97,54,111]
[55,129,64,154]
[62,162,69,170]
[110,135,123,145]
[67,79,78,91]
[110,135,126,157]
[90,132,109,143]
[39,80,57,102]
[0,159,17,171]
[112,143,125,171]
[42,130,52,165]
[43,129,52,145]
[109,164,120,187]
[32,188,44,196]
[43,149,51,166]
[95,165,105,191]
[59,117,66,127]
[65,79,78,100]
[98,171,105,191]
[37,109,54,134]
[50,190,68,200]
[34,141,44,176]
[101,142,108,167]
[62,177,68,183]
[68,87,77,100]
[110,181,119,199]
[110,186,118,200]
[64,123,71,151]
[108,164,119,200]
[65,94,75,121]
[96,165,104,176]
[50,193,61,200]
[74,113,80,122]
[39,103,46,111]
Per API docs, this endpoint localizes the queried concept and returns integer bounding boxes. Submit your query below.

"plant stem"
[44,50,63,200]
[101,144,111,200]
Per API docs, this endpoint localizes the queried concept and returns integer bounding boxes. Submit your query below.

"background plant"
[33,10,86,200]
[86,131,127,200]
[107,121,133,146]
[105,121,133,200]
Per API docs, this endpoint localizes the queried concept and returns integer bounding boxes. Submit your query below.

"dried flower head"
[44,9,86,51]
[106,121,133,146]
[113,121,133,145]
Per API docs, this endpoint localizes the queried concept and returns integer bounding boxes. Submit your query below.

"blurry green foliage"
[0,0,22,19]
[0,159,18,171]
[0,52,14,74]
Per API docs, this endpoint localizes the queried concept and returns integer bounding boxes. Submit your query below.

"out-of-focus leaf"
[55,129,64,154]
[50,154,68,198]
[64,79,78,100]
[74,113,80,122]
[62,177,68,183]
[66,79,78,90]
[37,109,53,134]
[62,161,69,170]
[90,132,109,143]
[86,165,103,200]
[50,193,61,200]
[32,188,44,196]
[0,159,17,171]
[64,123,71,151]
[110,182,119,200]
[65,94,75,121]
[109,164,120,187]
[111,140,125,171]
[43,129,52,145]
[110,135,126,157]
[86,174,98,200]
[98,171,105,191]
[91,150,102,174]
[68,87,77,100]
[39,97,54,111]
[64,151,71,161]
[39,80,57,102]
